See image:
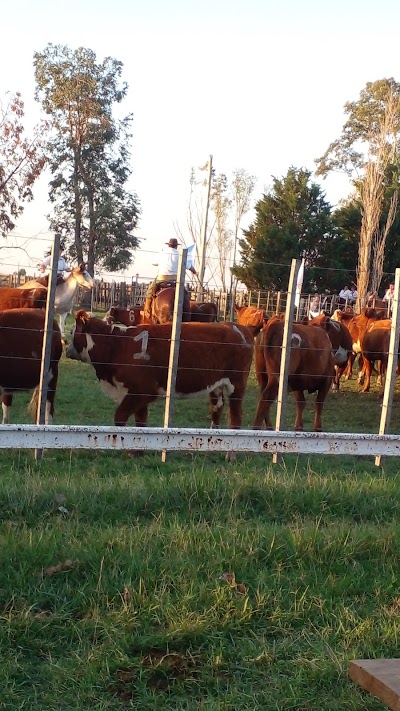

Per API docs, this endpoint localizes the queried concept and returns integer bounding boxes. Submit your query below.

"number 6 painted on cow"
[133,330,150,360]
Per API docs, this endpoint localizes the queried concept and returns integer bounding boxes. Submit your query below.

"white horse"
[22,263,94,339]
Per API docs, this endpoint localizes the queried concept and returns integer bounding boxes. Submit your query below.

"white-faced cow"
[0,309,62,424]
[253,315,334,432]
[105,305,146,327]
[66,311,254,429]
[332,307,388,383]
[307,311,353,391]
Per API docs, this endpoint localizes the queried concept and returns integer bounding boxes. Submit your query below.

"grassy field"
[1,315,400,710]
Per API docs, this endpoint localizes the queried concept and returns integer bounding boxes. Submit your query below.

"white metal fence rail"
[2,425,400,457]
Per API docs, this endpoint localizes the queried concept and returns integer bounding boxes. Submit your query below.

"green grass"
[1,315,400,709]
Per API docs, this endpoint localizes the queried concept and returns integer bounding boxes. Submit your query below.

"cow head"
[66,310,93,362]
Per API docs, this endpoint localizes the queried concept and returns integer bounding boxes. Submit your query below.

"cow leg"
[59,312,68,342]
[253,381,278,429]
[114,394,150,426]
[332,357,350,392]
[115,396,151,456]
[331,365,340,392]
[293,391,306,431]
[313,377,332,432]
[134,405,149,427]
[226,389,246,462]
[378,359,387,399]
[2,394,12,424]
[44,367,59,424]
[377,360,383,386]
[344,352,356,380]
[209,388,224,428]
[361,358,372,392]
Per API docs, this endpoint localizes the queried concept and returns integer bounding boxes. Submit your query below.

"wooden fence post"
[375,267,400,467]
[35,233,60,461]
[162,248,188,462]
[273,259,302,464]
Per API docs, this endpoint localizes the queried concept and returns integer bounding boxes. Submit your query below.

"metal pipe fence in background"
[0,271,391,320]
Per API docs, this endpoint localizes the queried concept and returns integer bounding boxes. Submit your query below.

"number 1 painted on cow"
[133,330,150,360]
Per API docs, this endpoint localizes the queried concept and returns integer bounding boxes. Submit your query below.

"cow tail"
[27,387,39,420]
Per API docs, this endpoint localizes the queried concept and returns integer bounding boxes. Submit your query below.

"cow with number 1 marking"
[66,311,254,430]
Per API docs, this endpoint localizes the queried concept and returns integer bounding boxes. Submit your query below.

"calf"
[105,305,144,326]
[0,286,47,310]
[253,316,334,432]
[0,309,62,424]
[66,311,254,429]
[235,305,266,336]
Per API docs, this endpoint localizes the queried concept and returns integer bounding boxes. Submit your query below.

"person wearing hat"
[39,247,71,281]
[143,238,197,319]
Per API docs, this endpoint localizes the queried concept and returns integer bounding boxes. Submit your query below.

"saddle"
[154,280,177,294]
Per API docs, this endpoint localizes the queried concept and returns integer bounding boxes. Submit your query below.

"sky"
[1,0,400,285]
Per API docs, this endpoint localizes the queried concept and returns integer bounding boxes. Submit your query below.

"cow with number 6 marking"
[66,310,254,429]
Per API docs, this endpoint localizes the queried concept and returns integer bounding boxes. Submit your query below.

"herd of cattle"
[0,280,396,435]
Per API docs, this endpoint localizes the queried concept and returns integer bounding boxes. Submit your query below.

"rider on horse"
[39,248,71,286]
[143,238,197,319]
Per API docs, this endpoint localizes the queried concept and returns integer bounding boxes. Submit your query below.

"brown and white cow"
[0,287,47,310]
[307,312,353,391]
[253,316,334,432]
[332,307,387,382]
[105,305,144,326]
[0,309,62,424]
[189,301,218,322]
[66,311,254,429]
[235,305,266,336]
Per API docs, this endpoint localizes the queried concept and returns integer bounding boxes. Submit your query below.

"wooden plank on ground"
[349,659,400,709]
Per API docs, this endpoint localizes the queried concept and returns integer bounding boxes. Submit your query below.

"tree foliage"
[0,92,47,236]
[316,78,400,301]
[33,44,140,274]
[209,173,232,290]
[233,167,349,292]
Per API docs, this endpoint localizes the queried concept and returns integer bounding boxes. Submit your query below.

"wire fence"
[0,242,399,459]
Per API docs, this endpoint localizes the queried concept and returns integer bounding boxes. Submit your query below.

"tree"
[176,165,256,291]
[334,170,400,294]
[34,44,140,274]
[0,91,47,236]
[232,167,347,292]
[230,169,256,290]
[315,78,400,303]
[209,173,232,291]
